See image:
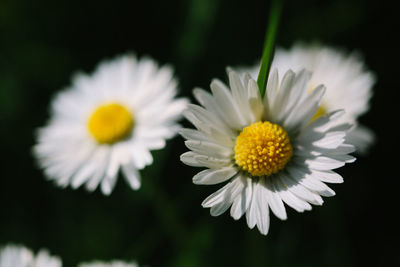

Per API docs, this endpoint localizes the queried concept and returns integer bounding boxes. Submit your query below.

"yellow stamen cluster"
[88,103,134,144]
[234,121,292,176]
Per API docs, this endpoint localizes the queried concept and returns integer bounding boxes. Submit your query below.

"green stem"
[257,0,284,97]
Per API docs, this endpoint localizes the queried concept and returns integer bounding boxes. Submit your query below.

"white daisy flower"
[241,43,375,154]
[0,244,61,267]
[34,54,187,195]
[77,260,138,267]
[180,69,355,235]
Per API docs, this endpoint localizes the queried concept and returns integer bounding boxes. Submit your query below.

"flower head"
[181,69,355,235]
[34,54,187,195]
[241,43,376,153]
[0,245,61,267]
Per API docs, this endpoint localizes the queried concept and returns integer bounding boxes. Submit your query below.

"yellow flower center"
[234,121,292,177]
[88,103,134,144]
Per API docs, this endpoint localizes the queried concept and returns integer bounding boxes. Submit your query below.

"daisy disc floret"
[234,121,292,176]
[88,103,134,144]
[34,54,187,195]
[181,69,355,235]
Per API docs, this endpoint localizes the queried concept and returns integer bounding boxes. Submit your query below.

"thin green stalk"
[257,0,284,97]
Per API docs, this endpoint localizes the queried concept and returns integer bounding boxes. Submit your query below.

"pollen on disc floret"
[88,102,134,144]
[234,121,293,176]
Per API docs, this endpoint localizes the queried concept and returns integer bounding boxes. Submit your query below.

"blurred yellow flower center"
[234,121,292,177]
[308,85,327,122]
[88,103,134,144]
[311,105,327,122]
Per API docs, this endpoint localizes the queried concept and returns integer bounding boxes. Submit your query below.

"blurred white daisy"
[0,244,61,267]
[34,54,187,195]
[78,260,138,267]
[180,69,355,235]
[241,43,375,154]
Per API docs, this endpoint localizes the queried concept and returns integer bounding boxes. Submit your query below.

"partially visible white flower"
[0,244,61,267]
[181,69,355,235]
[240,43,375,153]
[78,260,138,267]
[34,54,187,195]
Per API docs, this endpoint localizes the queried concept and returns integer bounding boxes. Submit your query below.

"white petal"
[311,170,344,184]
[325,144,356,155]
[247,79,263,122]
[230,175,252,220]
[202,185,229,208]
[208,177,245,216]
[210,79,246,129]
[185,140,232,158]
[181,125,234,148]
[122,163,141,190]
[180,151,203,167]
[295,136,355,158]
[242,72,253,86]
[303,176,336,197]
[246,181,258,229]
[101,175,117,196]
[280,171,324,205]
[180,128,208,142]
[85,146,110,191]
[106,146,122,178]
[194,155,232,169]
[183,109,212,133]
[229,71,253,124]
[303,156,346,170]
[288,167,336,197]
[152,98,188,124]
[288,69,312,106]
[70,158,97,189]
[255,182,270,235]
[264,68,279,112]
[193,88,223,119]
[311,131,346,149]
[273,176,312,212]
[346,124,375,154]
[284,85,326,134]
[269,69,295,120]
[141,137,166,150]
[186,104,232,135]
[264,179,287,220]
[130,143,153,169]
[325,153,356,163]
[310,110,345,133]
[193,167,238,185]
[206,128,236,147]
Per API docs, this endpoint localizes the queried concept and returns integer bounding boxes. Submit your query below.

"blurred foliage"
[0,0,397,266]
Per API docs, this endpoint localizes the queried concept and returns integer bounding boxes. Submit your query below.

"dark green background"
[1,0,397,266]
